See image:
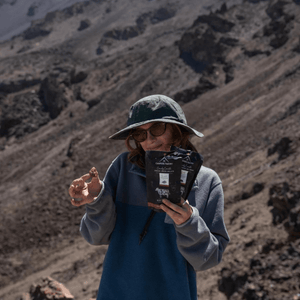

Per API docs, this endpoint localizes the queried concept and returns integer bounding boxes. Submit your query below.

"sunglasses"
[130,122,167,142]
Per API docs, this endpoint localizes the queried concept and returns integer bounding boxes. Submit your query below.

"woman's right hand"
[69,167,102,207]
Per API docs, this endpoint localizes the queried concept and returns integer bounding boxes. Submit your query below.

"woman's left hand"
[160,198,193,225]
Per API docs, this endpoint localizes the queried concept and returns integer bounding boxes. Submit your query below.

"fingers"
[148,202,162,210]
[160,198,192,225]
[89,167,99,178]
[70,197,86,207]
[69,178,86,198]
[81,173,92,182]
[69,167,100,207]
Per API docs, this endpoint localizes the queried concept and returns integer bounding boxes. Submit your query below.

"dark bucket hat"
[109,94,204,140]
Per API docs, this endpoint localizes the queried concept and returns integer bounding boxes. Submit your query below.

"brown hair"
[125,123,198,169]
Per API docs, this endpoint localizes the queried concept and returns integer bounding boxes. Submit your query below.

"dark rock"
[267,137,292,160]
[263,1,294,49]
[179,27,227,73]
[87,98,102,109]
[244,49,271,57]
[100,6,176,46]
[230,208,245,225]
[39,77,69,119]
[0,92,50,138]
[285,205,300,237]
[17,45,32,54]
[27,3,38,16]
[218,266,248,298]
[73,86,86,102]
[23,24,52,40]
[269,99,300,125]
[173,77,216,103]
[0,78,41,94]
[223,63,235,83]
[240,182,265,200]
[193,15,235,33]
[266,1,289,20]
[178,11,238,74]
[293,38,300,52]
[96,46,103,55]
[62,2,86,17]
[253,183,264,195]
[136,6,176,30]
[220,239,300,299]
[103,26,140,41]
[269,32,289,49]
[77,19,91,31]
[70,70,88,84]
[294,0,300,5]
[149,7,176,24]
[216,3,227,14]
[219,37,239,47]
[268,182,300,238]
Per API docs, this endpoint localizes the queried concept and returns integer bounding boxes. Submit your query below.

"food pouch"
[145,150,182,206]
[171,146,203,199]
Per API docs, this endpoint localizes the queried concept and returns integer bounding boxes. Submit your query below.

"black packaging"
[171,146,203,199]
[145,150,182,205]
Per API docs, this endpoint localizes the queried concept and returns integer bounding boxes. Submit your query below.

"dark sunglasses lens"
[132,131,146,142]
[150,123,166,136]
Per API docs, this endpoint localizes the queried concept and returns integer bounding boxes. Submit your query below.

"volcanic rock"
[0,77,42,94]
[0,91,50,138]
[39,77,69,119]
[174,77,217,103]
[28,276,74,300]
[267,137,292,161]
[77,19,91,31]
[22,24,52,40]
[268,182,300,237]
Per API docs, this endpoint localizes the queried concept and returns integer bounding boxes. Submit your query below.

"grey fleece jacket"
[79,152,230,300]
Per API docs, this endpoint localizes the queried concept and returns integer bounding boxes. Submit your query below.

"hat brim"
[109,119,204,140]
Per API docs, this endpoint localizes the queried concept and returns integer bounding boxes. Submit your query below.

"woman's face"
[137,122,174,152]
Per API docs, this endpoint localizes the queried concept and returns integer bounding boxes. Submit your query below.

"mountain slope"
[0,0,300,299]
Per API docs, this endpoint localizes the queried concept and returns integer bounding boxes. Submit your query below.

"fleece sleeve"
[79,157,120,245]
[175,173,230,271]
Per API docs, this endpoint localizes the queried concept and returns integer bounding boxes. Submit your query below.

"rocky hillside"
[0,0,300,299]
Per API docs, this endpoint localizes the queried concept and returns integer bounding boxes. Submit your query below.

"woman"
[69,94,230,300]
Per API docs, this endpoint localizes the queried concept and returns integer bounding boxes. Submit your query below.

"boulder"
[39,77,69,119]
[263,1,295,49]
[28,276,74,300]
[77,19,91,31]
[192,15,235,33]
[267,137,292,161]
[0,92,50,138]
[173,77,217,103]
[23,24,52,40]
[103,26,140,41]
[178,12,236,74]
[268,182,300,237]
[70,70,88,84]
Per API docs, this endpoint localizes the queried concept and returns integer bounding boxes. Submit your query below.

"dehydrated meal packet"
[171,146,203,200]
[145,150,182,206]
[145,146,203,208]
